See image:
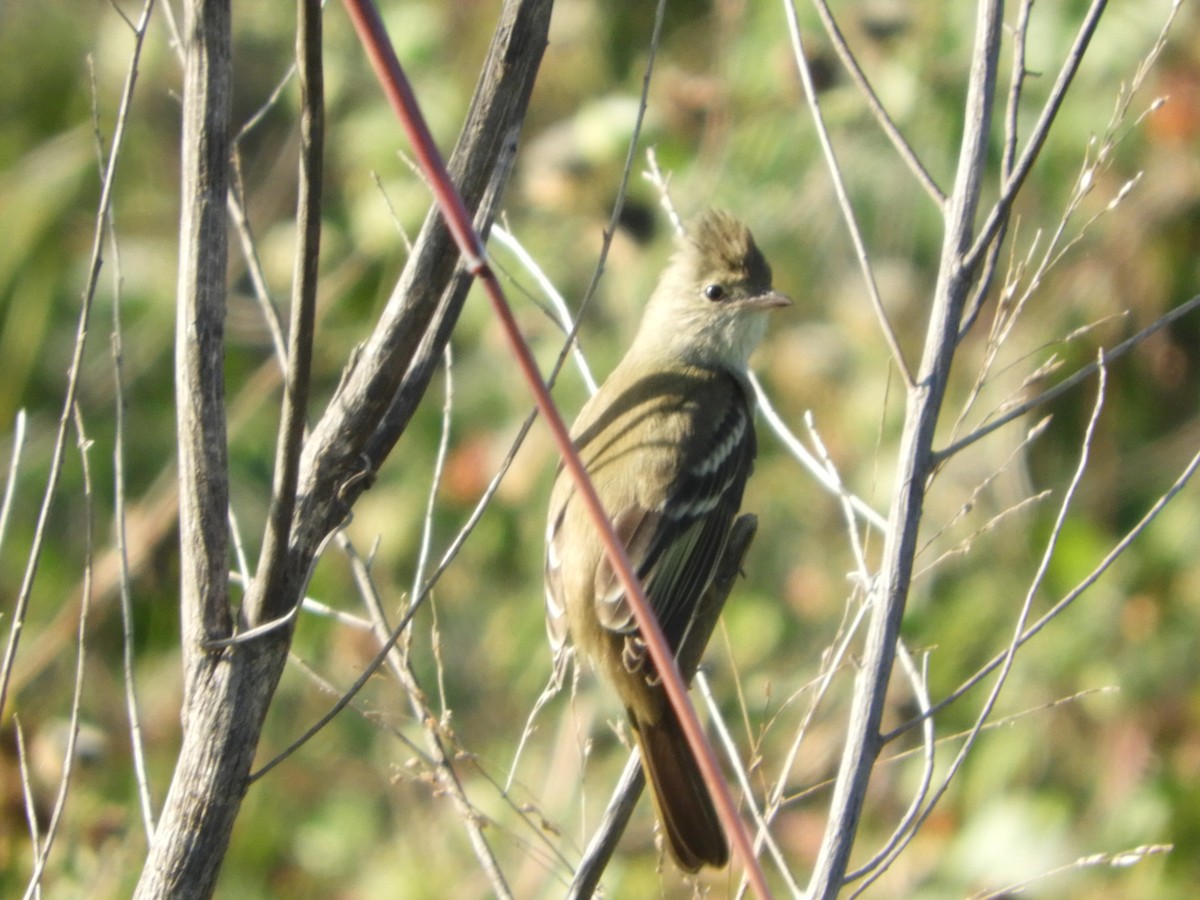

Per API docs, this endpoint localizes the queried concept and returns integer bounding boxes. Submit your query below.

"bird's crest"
[686,209,773,292]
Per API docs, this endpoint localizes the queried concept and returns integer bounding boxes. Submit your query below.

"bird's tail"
[634,709,729,872]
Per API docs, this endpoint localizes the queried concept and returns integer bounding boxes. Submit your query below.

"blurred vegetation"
[1,0,1198,897]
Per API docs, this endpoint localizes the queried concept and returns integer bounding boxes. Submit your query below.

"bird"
[544,208,789,871]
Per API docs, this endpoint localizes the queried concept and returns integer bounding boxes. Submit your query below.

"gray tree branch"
[806,0,1005,894]
[136,1,553,896]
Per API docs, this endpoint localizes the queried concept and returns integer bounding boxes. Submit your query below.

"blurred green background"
[1,0,1198,896]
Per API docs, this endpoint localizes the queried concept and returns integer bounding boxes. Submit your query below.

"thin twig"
[807,0,944,205]
[864,359,1108,874]
[954,22,1166,428]
[287,651,432,762]
[491,225,597,393]
[887,440,1200,744]
[0,411,28,562]
[643,146,683,235]
[751,373,887,533]
[728,405,881,894]
[254,389,538,779]
[348,542,515,899]
[783,688,1117,811]
[780,0,914,389]
[107,119,157,842]
[937,293,1200,461]
[14,721,40,876]
[249,0,323,626]
[0,0,154,721]
[914,416,1053,575]
[846,646,934,892]
[963,0,1109,273]
[90,11,159,834]
[970,843,1173,899]
[698,671,803,897]
[571,0,668,331]
[23,407,96,900]
[410,344,453,617]
[359,341,514,896]
[340,1,771,891]
[753,591,870,875]
[807,2,1005,894]
[225,183,288,364]
[738,426,875,896]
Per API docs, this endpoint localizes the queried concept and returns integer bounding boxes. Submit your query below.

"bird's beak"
[748,290,791,310]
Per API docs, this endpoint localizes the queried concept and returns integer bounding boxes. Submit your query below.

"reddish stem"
[341,1,772,894]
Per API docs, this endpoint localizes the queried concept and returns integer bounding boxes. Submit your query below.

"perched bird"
[544,209,789,871]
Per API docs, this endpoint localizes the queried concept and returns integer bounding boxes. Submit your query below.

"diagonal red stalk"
[340,0,771,894]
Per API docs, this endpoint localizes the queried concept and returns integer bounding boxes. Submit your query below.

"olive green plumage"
[545,209,788,871]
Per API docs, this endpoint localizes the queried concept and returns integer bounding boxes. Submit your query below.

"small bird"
[544,209,789,871]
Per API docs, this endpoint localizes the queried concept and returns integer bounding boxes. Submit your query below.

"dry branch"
[135,1,552,895]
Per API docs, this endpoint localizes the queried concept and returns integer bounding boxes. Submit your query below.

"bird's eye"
[703,283,725,302]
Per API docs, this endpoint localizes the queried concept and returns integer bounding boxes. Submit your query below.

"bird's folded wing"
[594,381,756,673]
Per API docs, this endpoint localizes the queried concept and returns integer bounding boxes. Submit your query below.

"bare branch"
[23,407,96,899]
[938,293,1200,461]
[252,0,323,625]
[172,0,234,667]
[567,753,644,899]
[291,0,548,562]
[808,0,945,205]
[751,373,887,534]
[699,670,803,897]
[781,1,915,389]
[135,1,243,894]
[888,440,1200,745]
[846,645,934,893]
[0,412,26,558]
[964,0,1109,274]
[807,2,1005,894]
[957,0,1035,338]
[0,0,155,721]
[347,542,515,899]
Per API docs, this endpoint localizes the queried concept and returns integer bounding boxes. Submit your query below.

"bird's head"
[635,209,790,370]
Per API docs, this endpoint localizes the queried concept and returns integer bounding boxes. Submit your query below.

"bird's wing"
[594,375,756,670]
